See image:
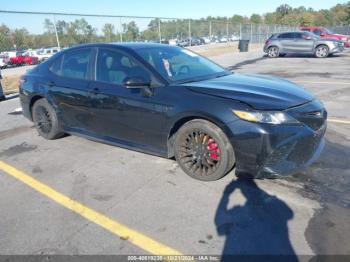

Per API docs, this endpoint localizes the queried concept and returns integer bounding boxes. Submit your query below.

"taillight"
[265,40,270,45]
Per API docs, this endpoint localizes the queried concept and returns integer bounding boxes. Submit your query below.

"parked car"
[177,39,190,47]
[20,43,327,181]
[177,37,202,47]
[0,68,5,101]
[8,51,26,66]
[23,50,46,62]
[230,35,240,41]
[219,36,228,43]
[264,31,344,58]
[301,26,350,47]
[5,51,17,60]
[0,54,9,69]
[8,51,39,66]
[168,39,178,46]
[201,37,211,44]
[38,47,61,60]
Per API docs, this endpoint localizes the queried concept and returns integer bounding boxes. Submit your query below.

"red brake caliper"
[207,139,219,160]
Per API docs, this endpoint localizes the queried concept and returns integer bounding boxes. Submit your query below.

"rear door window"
[294,33,304,39]
[60,48,93,80]
[96,48,151,86]
[278,33,294,39]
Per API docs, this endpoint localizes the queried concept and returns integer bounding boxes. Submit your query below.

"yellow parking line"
[0,161,181,256]
[294,81,350,85]
[328,118,350,125]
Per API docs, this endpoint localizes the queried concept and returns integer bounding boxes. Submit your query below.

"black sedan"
[19,43,327,181]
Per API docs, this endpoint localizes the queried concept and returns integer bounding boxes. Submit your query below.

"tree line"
[0,2,349,51]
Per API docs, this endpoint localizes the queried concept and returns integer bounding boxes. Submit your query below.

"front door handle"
[48,81,55,87]
[90,87,99,95]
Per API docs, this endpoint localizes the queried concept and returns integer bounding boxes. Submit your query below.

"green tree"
[122,21,139,41]
[250,14,262,24]
[0,24,13,51]
[102,23,115,42]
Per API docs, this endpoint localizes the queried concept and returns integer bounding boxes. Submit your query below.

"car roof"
[300,26,323,29]
[276,31,303,35]
[67,42,170,51]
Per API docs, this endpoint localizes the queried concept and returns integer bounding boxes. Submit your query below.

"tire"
[32,98,64,140]
[267,46,279,58]
[174,119,235,181]
[314,45,329,58]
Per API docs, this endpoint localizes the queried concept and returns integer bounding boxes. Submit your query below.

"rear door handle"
[48,81,55,87]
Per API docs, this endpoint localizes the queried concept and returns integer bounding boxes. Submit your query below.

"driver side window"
[96,48,150,86]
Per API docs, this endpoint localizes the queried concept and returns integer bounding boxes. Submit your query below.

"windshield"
[135,46,229,83]
[324,28,335,34]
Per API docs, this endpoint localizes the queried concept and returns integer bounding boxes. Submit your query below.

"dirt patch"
[189,42,262,57]
[0,126,33,141]
[1,74,21,95]
[0,142,37,157]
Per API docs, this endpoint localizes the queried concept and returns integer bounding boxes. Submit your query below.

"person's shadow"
[215,178,298,261]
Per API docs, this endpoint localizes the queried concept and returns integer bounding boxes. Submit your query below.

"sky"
[0,0,348,33]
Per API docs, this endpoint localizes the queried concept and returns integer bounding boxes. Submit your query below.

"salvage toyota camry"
[19,43,327,181]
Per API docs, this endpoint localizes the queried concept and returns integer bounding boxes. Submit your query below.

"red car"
[300,26,350,47]
[9,51,39,66]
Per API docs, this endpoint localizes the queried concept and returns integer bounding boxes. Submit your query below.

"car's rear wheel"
[315,45,329,58]
[174,119,235,181]
[267,46,279,58]
[32,98,64,140]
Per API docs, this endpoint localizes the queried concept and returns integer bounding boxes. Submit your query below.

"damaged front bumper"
[228,101,327,177]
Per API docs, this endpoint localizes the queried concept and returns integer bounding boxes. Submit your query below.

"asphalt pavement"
[0,48,349,257]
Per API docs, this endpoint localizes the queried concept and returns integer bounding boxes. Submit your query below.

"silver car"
[264,31,344,58]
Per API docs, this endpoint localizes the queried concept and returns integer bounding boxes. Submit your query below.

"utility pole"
[226,18,229,44]
[209,20,212,39]
[119,17,123,42]
[158,19,162,43]
[239,23,242,40]
[53,15,60,49]
[188,19,191,46]
[250,23,253,42]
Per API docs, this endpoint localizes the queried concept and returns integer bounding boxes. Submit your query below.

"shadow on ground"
[215,178,298,260]
[287,133,350,254]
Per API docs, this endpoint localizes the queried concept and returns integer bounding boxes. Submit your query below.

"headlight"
[341,37,347,41]
[233,110,299,124]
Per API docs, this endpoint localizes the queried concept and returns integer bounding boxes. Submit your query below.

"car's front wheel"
[174,119,235,181]
[32,98,64,140]
[267,46,280,58]
[315,45,329,58]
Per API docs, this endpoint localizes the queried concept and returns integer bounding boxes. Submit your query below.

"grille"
[291,108,327,131]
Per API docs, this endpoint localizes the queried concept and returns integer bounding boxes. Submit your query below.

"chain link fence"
[0,10,302,54]
[328,26,350,35]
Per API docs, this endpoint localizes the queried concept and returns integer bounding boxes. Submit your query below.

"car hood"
[328,34,348,39]
[184,73,314,110]
[319,37,342,42]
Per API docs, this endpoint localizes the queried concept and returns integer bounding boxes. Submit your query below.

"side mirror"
[123,76,151,88]
[320,33,325,37]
